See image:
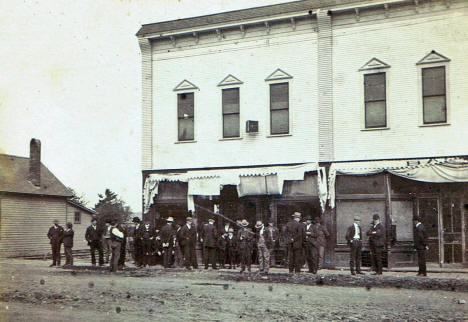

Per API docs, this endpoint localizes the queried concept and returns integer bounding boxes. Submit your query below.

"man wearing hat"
[109,219,124,272]
[254,220,271,274]
[367,214,385,275]
[304,216,319,274]
[85,217,104,266]
[285,212,306,274]
[201,218,218,269]
[47,219,64,267]
[237,219,253,273]
[413,216,428,276]
[346,216,364,275]
[179,216,198,270]
[226,228,237,269]
[127,217,142,267]
[160,217,176,268]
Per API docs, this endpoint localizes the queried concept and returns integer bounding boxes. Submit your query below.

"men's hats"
[305,216,312,221]
[312,217,320,224]
[255,221,263,228]
[372,214,380,220]
[240,219,249,227]
[166,217,174,222]
[186,216,193,221]
[53,219,59,224]
[413,216,421,222]
[208,218,215,223]
[110,219,117,225]
[354,216,361,221]
[132,217,141,223]
[228,228,234,232]
[292,212,302,218]
[91,217,98,223]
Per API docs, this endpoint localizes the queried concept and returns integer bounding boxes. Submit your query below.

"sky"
[0,0,291,212]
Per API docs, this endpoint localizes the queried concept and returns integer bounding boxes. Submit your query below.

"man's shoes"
[49,264,55,267]
[357,271,365,275]
[351,272,356,275]
[371,272,379,275]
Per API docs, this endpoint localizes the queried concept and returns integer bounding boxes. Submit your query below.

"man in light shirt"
[346,216,364,275]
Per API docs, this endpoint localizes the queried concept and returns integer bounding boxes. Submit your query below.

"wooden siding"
[0,194,67,257]
[66,203,94,251]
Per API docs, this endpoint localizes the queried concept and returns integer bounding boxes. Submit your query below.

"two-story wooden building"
[136,0,468,267]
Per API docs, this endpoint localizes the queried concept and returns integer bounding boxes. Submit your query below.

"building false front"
[137,0,468,268]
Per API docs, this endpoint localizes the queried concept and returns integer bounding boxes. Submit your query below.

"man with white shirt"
[346,216,364,275]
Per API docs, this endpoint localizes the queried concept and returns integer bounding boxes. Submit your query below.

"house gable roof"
[136,0,361,37]
[67,200,97,215]
[0,154,72,197]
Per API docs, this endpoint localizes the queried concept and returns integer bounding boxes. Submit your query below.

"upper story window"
[74,211,81,224]
[364,72,387,128]
[422,66,446,124]
[270,83,289,134]
[177,92,194,141]
[222,88,240,138]
[359,58,390,130]
[417,50,450,125]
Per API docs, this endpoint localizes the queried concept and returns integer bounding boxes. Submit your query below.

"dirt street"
[0,259,467,321]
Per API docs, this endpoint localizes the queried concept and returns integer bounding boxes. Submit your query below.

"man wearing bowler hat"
[367,214,385,275]
[179,216,198,270]
[285,212,306,274]
[47,219,64,267]
[346,216,364,275]
[160,217,176,268]
[201,218,218,269]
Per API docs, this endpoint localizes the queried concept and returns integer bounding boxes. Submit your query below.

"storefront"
[328,158,468,268]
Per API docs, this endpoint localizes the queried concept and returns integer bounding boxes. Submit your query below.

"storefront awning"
[143,162,321,213]
[328,158,468,208]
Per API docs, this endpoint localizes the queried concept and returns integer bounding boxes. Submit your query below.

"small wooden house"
[0,139,75,257]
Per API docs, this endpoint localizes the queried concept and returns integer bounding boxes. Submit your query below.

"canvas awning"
[143,163,322,213]
[328,158,468,208]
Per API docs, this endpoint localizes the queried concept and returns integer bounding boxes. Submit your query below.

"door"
[418,198,440,263]
[442,197,463,263]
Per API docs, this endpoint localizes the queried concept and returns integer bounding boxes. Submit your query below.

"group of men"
[47,210,428,277]
[346,214,428,276]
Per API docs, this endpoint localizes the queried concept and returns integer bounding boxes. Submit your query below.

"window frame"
[421,65,447,125]
[221,87,240,139]
[74,211,81,224]
[363,72,387,129]
[177,92,195,142]
[269,82,290,135]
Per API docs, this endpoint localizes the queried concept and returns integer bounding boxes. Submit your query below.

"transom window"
[364,72,386,128]
[422,66,446,124]
[269,83,289,135]
[222,88,240,138]
[177,92,194,141]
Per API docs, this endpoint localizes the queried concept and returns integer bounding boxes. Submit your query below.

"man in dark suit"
[201,218,218,269]
[413,216,428,276]
[366,214,385,275]
[237,219,253,273]
[304,216,318,274]
[346,216,364,275]
[139,221,155,267]
[47,219,64,267]
[179,216,198,270]
[109,219,124,272]
[63,222,74,267]
[160,217,176,268]
[285,212,306,274]
[85,217,104,266]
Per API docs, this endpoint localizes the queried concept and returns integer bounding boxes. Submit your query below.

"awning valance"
[143,163,321,213]
[328,158,468,208]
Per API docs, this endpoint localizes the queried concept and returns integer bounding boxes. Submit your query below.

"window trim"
[416,54,450,126]
[421,65,448,125]
[221,87,241,139]
[268,81,290,135]
[176,92,195,142]
[360,65,390,131]
[74,211,81,224]
[363,72,387,129]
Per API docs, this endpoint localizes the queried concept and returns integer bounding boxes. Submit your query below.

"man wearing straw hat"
[160,217,176,268]
[237,219,253,273]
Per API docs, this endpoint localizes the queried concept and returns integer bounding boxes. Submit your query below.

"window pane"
[364,73,386,101]
[271,109,289,134]
[423,96,446,123]
[365,101,386,128]
[178,93,194,118]
[423,67,445,96]
[178,118,194,141]
[222,88,239,113]
[223,114,240,138]
[270,83,289,110]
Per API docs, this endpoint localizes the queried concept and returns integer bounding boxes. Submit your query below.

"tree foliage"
[94,189,132,225]
[68,187,89,207]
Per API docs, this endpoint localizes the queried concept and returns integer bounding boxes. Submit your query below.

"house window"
[422,66,446,124]
[177,92,194,141]
[222,88,240,138]
[74,211,81,224]
[364,72,386,128]
[270,83,289,135]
